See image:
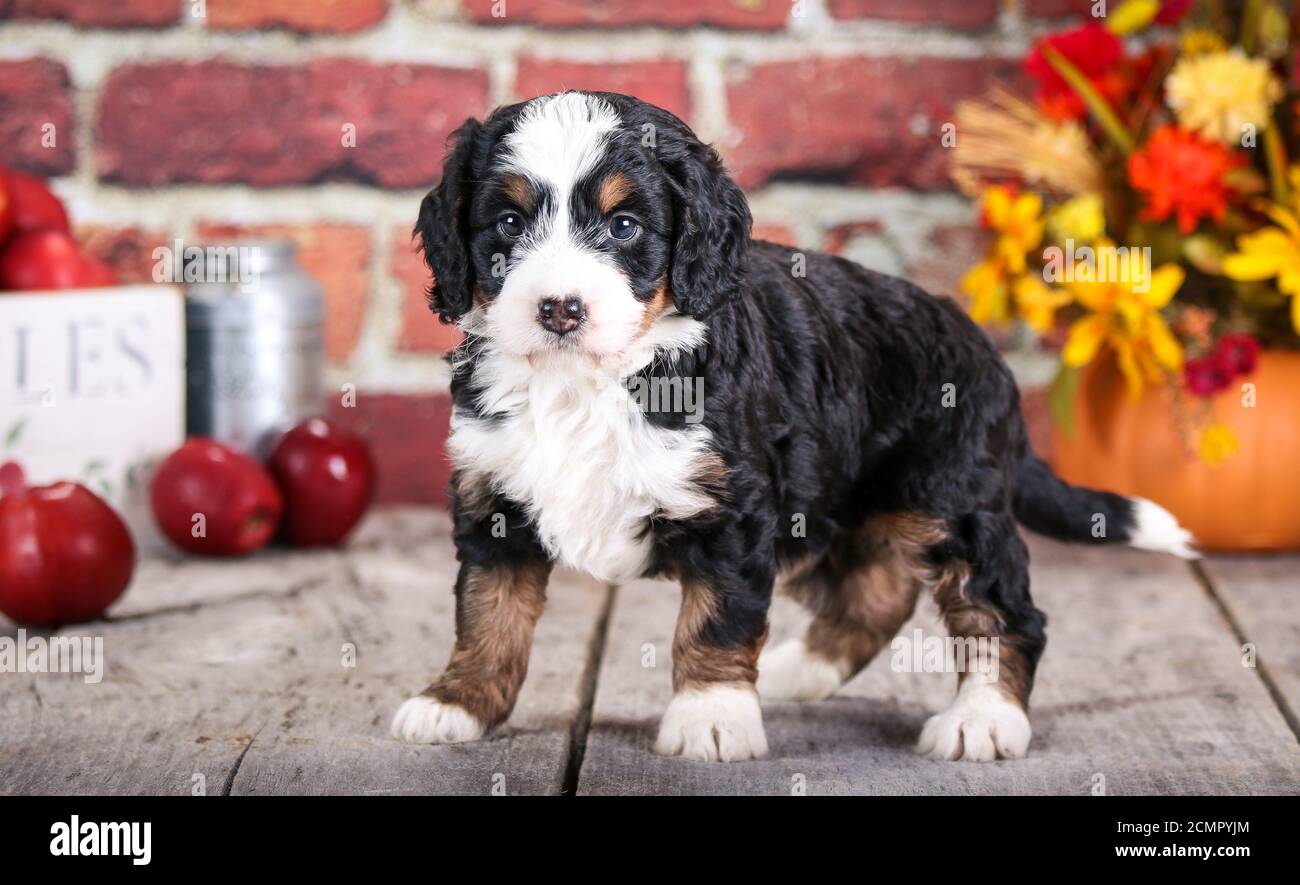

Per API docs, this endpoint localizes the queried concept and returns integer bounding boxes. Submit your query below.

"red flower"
[1025,24,1126,122]
[1215,333,1260,376]
[1184,356,1233,396]
[1128,127,1244,234]
[1156,0,1194,25]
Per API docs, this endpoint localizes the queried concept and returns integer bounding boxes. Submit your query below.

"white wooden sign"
[0,285,185,543]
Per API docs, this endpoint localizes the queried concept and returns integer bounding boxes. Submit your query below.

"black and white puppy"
[392,91,1196,762]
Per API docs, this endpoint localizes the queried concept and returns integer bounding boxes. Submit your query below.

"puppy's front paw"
[916,680,1031,762]
[654,684,768,762]
[391,696,485,745]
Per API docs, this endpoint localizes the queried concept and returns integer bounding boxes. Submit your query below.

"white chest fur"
[448,319,713,584]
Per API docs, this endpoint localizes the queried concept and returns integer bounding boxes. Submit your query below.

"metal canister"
[184,240,325,457]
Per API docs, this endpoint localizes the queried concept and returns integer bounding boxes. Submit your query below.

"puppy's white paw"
[916,679,1031,762]
[391,696,485,745]
[655,684,768,762]
[757,638,846,702]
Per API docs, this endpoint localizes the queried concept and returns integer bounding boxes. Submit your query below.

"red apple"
[0,170,12,245]
[0,229,117,291]
[3,169,70,237]
[151,438,283,556]
[268,418,375,546]
[0,461,136,626]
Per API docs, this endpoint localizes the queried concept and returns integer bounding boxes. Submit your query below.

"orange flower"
[1128,126,1243,234]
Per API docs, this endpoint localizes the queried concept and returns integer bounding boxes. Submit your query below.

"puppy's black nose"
[538,295,585,335]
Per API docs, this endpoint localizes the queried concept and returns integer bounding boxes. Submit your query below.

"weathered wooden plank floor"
[0,511,609,796]
[1,509,1296,795]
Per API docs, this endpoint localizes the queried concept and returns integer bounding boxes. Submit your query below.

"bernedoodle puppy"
[391,91,1196,763]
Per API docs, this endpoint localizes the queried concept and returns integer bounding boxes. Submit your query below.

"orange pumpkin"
[1052,349,1300,552]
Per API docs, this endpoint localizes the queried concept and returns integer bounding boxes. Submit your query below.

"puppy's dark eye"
[608,215,639,241]
[498,213,525,239]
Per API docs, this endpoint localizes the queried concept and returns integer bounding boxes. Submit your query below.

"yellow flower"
[1199,424,1239,465]
[1014,275,1071,334]
[1061,241,1185,398]
[961,258,1012,326]
[1220,202,1300,333]
[961,185,1052,328]
[1180,29,1227,57]
[1047,193,1106,245]
[1165,49,1283,144]
[1106,0,1159,35]
[982,185,1045,275]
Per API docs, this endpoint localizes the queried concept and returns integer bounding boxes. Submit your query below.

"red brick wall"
[0,0,1064,500]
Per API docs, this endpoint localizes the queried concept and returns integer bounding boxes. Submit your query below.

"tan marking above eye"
[596,172,634,214]
[500,174,534,212]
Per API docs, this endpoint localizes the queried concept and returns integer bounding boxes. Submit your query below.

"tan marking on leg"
[424,560,551,729]
[777,552,822,586]
[926,533,1032,710]
[453,469,497,522]
[782,517,932,681]
[672,577,766,692]
[595,171,634,214]
[804,556,920,676]
[938,594,1032,710]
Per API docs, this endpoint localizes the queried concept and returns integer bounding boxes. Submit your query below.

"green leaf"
[1223,166,1267,197]
[1241,0,1263,54]
[4,417,29,449]
[1257,1,1289,58]
[1039,45,1136,155]
[1233,280,1288,307]
[1263,125,1289,206]
[1047,364,1082,440]
[1182,235,1227,275]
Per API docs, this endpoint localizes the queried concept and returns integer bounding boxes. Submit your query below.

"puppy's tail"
[1012,452,1198,559]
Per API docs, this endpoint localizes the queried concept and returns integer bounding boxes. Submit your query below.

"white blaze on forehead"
[498,92,621,196]
[488,91,641,361]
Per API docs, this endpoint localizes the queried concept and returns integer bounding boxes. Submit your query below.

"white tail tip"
[1128,498,1199,559]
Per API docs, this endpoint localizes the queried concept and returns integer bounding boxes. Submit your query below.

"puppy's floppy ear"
[663,135,752,319]
[415,117,483,324]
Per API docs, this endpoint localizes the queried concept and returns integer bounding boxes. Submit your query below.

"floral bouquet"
[953,0,1300,464]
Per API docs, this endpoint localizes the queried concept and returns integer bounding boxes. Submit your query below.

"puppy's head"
[415,91,751,360]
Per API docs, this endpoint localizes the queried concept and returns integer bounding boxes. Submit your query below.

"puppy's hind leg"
[915,510,1044,763]
[758,530,921,703]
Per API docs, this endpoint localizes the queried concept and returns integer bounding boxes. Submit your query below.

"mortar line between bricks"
[1190,561,1300,744]
[560,582,617,797]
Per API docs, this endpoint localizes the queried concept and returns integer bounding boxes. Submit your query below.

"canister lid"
[184,240,324,328]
